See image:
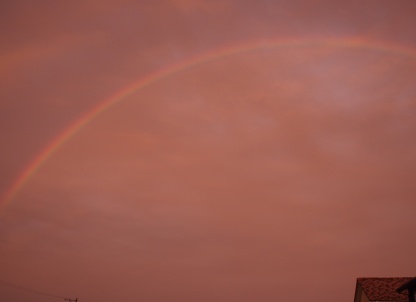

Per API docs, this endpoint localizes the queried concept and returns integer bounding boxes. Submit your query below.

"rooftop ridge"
[357,277,413,301]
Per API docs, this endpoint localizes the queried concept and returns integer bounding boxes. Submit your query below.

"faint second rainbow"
[2,36,415,208]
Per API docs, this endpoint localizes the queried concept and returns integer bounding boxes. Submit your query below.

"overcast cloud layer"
[1,1,416,302]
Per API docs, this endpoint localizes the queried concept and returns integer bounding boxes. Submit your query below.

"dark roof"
[397,277,416,293]
[358,277,413,301]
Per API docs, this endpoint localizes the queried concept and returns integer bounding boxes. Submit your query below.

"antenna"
[65,299,78,302]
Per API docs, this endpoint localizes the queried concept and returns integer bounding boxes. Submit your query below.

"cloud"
[1,2,416,302]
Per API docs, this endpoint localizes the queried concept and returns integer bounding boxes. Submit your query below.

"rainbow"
[2,36,416,208]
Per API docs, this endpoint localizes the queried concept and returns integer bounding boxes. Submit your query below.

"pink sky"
[1,1,416,302]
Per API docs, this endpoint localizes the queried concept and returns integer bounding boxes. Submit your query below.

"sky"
[1,1,416,302]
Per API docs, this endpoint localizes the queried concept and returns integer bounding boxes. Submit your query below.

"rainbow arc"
[2,37,415,208]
